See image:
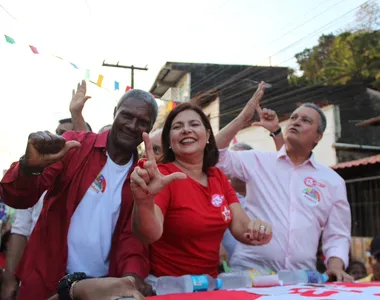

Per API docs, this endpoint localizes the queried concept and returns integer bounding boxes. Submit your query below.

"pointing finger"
[142,132,156,164]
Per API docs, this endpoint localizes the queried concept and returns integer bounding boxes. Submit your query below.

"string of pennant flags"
[3,34,132,92]
[3,34,184,112]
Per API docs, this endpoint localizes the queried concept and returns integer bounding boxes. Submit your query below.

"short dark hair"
[116,89,158,125]
[161,103,219,172]
[58,118,93,132]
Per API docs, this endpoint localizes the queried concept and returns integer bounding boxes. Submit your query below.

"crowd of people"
[0,80,378,300]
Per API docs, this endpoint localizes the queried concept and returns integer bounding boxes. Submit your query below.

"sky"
[0,0,372,172]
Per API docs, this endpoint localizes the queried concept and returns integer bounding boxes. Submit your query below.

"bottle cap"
[215,278,223,290]
[321,273,329,283]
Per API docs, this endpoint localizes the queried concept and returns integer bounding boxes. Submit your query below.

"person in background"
[0,88,156,299]
[131,103,272,280]
[1,83,92,300]
[220,108,284,266]
[358,235,380,282]
[141,129,163,161]
[347,260,367,281]
[221,143,253,263]
[99,124,112,134]
[216,82,352,281]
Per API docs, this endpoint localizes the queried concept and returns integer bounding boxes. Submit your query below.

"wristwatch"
[57,272,88,300]
[19,155,44,175]
[269,127,282,137]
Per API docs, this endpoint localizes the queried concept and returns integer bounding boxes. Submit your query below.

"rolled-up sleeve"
[11,208,33,237]
[217,148,256,182]
[322,179,351,268]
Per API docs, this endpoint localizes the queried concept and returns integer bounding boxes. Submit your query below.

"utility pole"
[102,61,148,89]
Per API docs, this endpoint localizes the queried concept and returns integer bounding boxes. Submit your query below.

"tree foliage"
[290,1,380,87]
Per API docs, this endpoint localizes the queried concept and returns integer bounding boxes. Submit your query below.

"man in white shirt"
[216,82,352,281]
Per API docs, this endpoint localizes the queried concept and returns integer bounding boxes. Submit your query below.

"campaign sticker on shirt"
[302,186,321,207]
[304,176,326,188]
[221,205,231,223]
[91,173,107,193]
[211,194,225,207]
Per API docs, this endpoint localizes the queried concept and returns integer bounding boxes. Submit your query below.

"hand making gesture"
[237,81,266,124]
[20,131,80,173]
[69,80,91,115]
[252,106,280,133]
[130,133,187,202]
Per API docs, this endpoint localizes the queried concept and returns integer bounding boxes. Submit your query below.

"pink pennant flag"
[29,45,39,54]
[125,86,132,92]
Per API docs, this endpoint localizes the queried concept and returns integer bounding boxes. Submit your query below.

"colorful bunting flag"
[4,33,130,93]
[85,69,90,80]
[97,75,104,87]
[114,81,120,91]
[167,101,177,111]
[4,35,15,44]
[29,45,39,54]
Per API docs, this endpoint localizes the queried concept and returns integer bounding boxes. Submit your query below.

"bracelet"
[69,281,78,300]
[269,127,282,137]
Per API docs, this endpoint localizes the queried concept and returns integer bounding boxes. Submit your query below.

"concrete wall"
[233,105,338,166]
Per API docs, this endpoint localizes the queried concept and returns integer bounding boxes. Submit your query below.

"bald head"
[143,128,163,161]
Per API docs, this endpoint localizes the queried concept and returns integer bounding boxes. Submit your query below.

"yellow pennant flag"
[167,101,173,111]
[97,75,104,87]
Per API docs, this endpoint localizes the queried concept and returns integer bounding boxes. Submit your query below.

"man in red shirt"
[0,89,158,300]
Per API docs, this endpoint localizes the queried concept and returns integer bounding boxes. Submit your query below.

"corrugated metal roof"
[331,154,380,170]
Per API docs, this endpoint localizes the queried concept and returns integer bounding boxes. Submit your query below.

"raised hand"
[237,81,266,124]
[130,133,186,202]
[244,219,272,246]
[69,80,91,115]
[21,131,80,171]
[251,106,280,133]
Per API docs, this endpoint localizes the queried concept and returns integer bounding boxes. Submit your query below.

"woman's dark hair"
[161,102,219,172]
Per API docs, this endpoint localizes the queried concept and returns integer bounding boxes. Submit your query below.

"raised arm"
[70,80,91,132]
[131,133,186,244]
[215,82,265,149]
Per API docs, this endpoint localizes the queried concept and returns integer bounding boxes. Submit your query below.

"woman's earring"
[206,140,209,144]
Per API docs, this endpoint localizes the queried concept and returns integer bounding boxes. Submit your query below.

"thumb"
[83,96,91,102]
[45,141,81,162]
[162,172,187,186]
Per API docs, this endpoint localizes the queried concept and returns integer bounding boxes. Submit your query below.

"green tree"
[290,1,380,87]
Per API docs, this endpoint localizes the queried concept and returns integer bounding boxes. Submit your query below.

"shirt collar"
[277,145,319,169]
[95,129,139,164]
[94,130,109,148]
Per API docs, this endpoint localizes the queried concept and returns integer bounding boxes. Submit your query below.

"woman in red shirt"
[131,103,272,278]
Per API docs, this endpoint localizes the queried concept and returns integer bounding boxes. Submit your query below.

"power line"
[186,0,368,99]
[267,0,348,46]
[0,4,17,20]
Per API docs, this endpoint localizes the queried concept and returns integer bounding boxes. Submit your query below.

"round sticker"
[211,194,224,208]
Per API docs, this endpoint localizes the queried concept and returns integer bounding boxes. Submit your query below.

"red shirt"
[150,163,238,278]
[0,131,149,300]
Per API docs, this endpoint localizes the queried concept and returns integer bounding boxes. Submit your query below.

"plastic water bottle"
[218,271,252,289]
[277,270,328,285]
[155,275,223,295]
